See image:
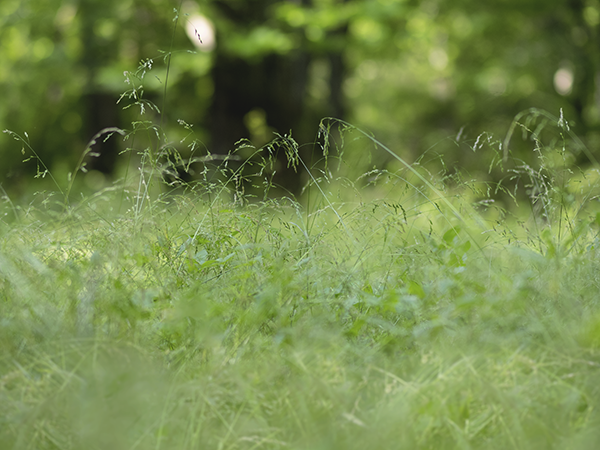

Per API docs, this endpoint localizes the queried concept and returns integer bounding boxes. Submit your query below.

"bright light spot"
[306,26,324,42]
[285,8,305,27]
[584,6,600,27]
[185,14,215,52]
[33,37,54,60]
[487,74,507,96]
[554,67,574,96]
[351,17,384,44]
[244,108,272,146]
[429,48,448,71]
[357,60,377,81]
[54,3,77,30]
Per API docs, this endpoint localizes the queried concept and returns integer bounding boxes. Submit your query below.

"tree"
[206,0,349,193]
[3,0,600,198]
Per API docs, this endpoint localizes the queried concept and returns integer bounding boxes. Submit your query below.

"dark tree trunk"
[83,92,120,173]
[208,0,347,195]
[209,51,311,193]
[79,0,121,176]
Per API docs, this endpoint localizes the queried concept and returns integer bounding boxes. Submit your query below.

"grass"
[3,10,600,445]
[3,110,600,449]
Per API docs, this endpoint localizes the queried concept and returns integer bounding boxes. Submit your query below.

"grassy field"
[2,116,600,449]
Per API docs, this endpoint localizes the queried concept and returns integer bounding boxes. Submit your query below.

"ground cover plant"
[3,106,600,450]
[4,13,600,445]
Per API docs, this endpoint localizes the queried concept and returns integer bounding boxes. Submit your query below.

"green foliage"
[2,103,600,448]
[3,0,600,194]
[3,2,600,447]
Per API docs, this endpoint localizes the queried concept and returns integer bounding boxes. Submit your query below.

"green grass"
[3,20,600,445]
[3,113,600,449]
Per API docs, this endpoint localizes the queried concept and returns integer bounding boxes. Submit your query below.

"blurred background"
[1,0,599,198]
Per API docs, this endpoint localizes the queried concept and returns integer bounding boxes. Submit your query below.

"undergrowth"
[3,104,600,448]
[3,7,600,449]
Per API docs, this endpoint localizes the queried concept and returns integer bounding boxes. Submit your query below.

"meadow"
[2,109,600,450]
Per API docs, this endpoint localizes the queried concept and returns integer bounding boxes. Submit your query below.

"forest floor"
[2,126,600,449]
